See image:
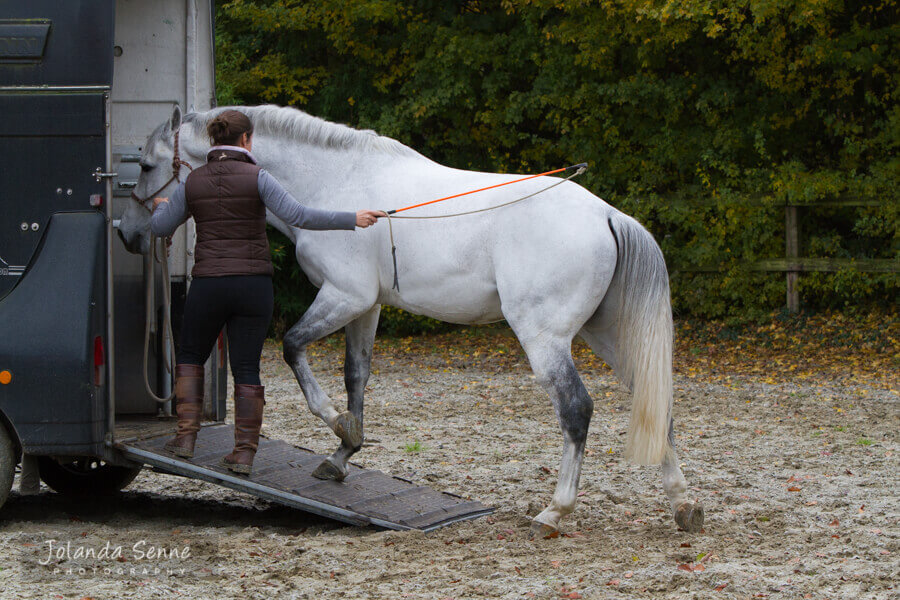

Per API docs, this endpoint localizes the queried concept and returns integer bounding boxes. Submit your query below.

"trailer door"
[0,0,115,455]
[0,1,114,298]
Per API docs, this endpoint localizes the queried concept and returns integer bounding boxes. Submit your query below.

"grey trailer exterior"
[0,0,223,502]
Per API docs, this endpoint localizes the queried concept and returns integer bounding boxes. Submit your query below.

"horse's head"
[118,105,201,254]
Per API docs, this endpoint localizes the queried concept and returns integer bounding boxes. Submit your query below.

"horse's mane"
[183,105,427,160]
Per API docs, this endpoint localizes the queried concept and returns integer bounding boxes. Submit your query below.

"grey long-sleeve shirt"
[150,169,357,236]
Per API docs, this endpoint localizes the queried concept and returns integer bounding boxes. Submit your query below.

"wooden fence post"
[785,205,799,312]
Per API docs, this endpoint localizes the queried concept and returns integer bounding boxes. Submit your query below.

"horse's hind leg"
[312,305,381,481]
[580,321,704,532]
[513,333,593,537]
[282,284,372,478]
[663,418,704,532]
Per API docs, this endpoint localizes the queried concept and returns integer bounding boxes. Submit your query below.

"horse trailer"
[0,0,490,530]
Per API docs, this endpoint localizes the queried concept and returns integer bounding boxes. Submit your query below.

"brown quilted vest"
[183,149,272,277]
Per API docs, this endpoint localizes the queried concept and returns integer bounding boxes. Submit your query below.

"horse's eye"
[140,163,153,172]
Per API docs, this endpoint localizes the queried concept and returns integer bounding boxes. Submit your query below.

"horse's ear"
[170,105,183,132]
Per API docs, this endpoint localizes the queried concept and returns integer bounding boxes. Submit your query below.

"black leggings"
[176,275,274,386]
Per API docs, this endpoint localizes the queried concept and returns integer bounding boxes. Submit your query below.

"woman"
[150,109,383,475]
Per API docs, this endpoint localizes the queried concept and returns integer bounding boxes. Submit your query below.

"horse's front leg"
[516,335,593,537]
[313,305,381,480]
[282,284,373,480]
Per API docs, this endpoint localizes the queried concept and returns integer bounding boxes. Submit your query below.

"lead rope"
[382,166,586,292]
[137,126,191,404]
[142,235,177,404]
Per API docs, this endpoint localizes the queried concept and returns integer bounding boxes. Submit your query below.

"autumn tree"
[216,0,898,327]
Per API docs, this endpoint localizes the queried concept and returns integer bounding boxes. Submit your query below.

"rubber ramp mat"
[116,423,493,531]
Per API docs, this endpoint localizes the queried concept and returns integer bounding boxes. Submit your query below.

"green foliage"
[378,306,453,337]
[403,440,425,453]
[219,0,899,325]
[267,227,317,335]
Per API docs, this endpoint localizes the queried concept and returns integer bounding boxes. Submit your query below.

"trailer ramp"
[115,423,492,531]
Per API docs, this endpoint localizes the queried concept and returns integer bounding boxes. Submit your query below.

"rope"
[142,235,177,404]
[136,125,191,404]
[382,166,586,291]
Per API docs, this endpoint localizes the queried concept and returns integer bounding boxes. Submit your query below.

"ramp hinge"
[93,167,118,182]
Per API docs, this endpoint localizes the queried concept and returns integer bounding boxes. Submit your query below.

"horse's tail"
[606,211,673,466]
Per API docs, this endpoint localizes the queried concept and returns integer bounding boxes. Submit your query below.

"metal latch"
[93,167,118,182]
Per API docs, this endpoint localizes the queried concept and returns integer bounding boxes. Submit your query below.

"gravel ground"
[2,335,897,599]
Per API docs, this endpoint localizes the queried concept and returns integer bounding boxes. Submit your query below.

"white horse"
[119,105,703,536]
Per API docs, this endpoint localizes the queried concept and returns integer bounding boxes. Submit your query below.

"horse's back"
[375,168,619,326]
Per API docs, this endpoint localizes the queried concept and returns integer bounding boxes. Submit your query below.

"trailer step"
[115,423,492,531]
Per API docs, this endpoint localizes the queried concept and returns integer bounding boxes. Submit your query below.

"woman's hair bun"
[207,110,253,146]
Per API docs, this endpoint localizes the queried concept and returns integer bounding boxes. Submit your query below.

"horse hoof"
[529,519,559,540]
[333,412,363,449]
[312,459,346,481]
[675,502,704,533]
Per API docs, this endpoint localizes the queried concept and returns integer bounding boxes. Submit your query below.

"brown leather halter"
[130,127,194,212]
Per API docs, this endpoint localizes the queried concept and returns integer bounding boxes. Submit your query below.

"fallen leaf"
[787,486,801,492]
[829,519,840,526]
[715,584,728,591]
[606,579,620,586]
[624,571,633,578]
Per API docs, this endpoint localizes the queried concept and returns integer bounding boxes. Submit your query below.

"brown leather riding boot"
[221,384,265,475]
[163,364,205,458]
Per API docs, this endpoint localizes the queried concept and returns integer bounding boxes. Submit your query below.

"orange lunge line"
[385,163,587,215]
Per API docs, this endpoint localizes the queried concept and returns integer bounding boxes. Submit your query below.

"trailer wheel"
[0,425,14,510]
[38,456,142,496]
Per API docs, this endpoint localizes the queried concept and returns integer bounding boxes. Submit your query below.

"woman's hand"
[356,210,386,228]
[153,197,169,211]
